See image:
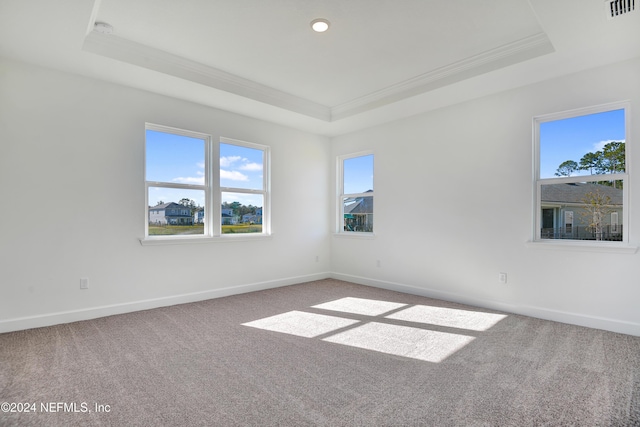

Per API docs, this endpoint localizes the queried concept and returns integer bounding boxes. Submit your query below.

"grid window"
[144,124,269,239]
[534,102,628,243]
[339,153,374,233]
[220,140,268,234]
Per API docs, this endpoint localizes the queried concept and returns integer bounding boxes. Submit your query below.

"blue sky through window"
[540,109,625,179]
[344,154,374,194]
[146,130,265,208]
[146,130,205,184]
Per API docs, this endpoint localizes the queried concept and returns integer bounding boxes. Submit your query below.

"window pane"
[146,130,205,184]
[344,155,373,194]
[221,192,263,234]
[540,182,623,241]
[220,143,264,190]
[148,188,204,236]
[343,196,373,232]
[540,109,625,179]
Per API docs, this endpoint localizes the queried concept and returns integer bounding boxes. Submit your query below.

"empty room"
[1,0,639,425]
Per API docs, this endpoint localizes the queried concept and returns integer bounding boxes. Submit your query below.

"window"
[564,211,573,235]
[338,153,374,233]
[144,124,269,240]
[534,102,628,243]
[219,139,269,235]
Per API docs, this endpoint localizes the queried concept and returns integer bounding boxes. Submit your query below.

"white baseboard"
[4,272,638,337]
[0,272,331,333]
[331,272,640,337]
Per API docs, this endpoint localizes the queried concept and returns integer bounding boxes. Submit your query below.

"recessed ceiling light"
[310,18,330,33]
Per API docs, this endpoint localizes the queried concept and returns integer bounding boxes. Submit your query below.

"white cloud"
[220,169,248,181]
[593,139,625,152]
[240,162,263,171]
[171,176,205,185]
[196,162,205,169]
[220,156,242,167]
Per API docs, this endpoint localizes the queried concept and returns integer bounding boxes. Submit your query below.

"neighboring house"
[344,194,373,232]
[241,213,262,224]
[540,182,622,240]
[221,208,238,225]
[149,202,194,225]
[194,208,204,224]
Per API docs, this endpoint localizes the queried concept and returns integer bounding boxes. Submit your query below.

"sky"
[343,154,374,194]
[539,109,625,179]
[146,130,264,208]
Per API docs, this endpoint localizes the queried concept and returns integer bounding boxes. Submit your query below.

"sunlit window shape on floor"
[312,297,407,316]
[323,322,475,363]
[385,305,507,331]
[242,311,360,338]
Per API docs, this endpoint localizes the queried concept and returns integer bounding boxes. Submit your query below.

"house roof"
[541,183,623,205]
[345,197,373,214]
[149,202,182,210]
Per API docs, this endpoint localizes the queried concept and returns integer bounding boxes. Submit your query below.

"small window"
[534,102,628,243]
[564,211,573,235]
[144,124,269,240]
[611,212,619,234]
[338,153,374,233]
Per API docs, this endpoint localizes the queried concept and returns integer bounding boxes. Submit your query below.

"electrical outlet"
[498,273,507,284]
[80,278,89,289]
[376,260,381,268]
[315,255,319,262]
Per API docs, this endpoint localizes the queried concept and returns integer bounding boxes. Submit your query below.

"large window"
[145,124,269,240]
[534,102,628,243]
[338,153,374,233]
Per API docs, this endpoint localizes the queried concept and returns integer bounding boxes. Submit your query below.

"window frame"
[532,101,630,247]
[218,136,271,236]
[337,151,375,235]
[143,123,270,244]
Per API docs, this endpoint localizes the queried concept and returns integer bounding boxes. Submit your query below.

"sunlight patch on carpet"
[312,297,407,316]
[323,322,475,363]
[242,311,360,338]
[386,305,507,331]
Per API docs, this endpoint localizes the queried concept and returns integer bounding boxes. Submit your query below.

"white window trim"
[530,100,635,252]
[141,124,270,245]
[336,151,375,236]
[219,136,271,237]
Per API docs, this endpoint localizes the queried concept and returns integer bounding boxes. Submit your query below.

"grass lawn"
[149,224,261,235]
[222,224,262,234]
[148,224,204,235]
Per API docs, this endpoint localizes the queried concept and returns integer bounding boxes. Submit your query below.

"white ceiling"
[1,0,639,136]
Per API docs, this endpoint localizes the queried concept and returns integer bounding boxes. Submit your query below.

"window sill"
[526,240,637,254]
[333,232,376,240]
[140,234,272,246]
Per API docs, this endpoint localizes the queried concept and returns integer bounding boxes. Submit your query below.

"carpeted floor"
[1,279,639,426]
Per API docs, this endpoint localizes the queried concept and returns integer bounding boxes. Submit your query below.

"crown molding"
[331,32,555,121]
[82,31,332,121]
[83,30,553,123]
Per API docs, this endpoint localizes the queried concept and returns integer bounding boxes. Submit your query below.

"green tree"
[603,141,625,189]
[555,160,579,177]
[579,152,602,175]
[179,198,197,215]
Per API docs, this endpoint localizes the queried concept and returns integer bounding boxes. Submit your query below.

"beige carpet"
[1,279,639,426]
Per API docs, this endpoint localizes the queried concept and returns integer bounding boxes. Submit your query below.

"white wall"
[3,55,640,336]
[331,57,640,336]
[0,58,331,332]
